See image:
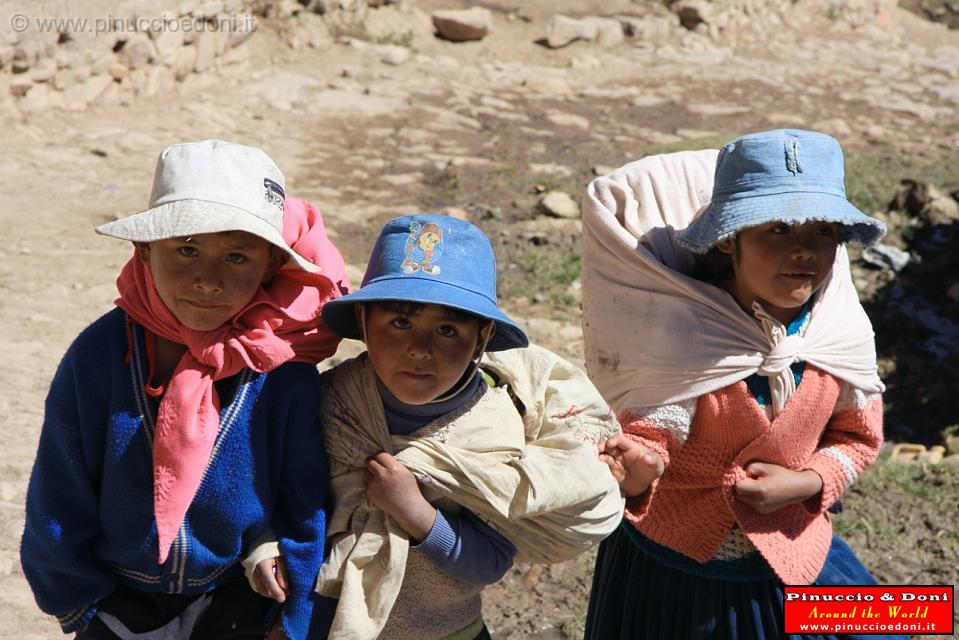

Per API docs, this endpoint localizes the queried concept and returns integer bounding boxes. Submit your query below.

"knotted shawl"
[580,150,883,415]
[316,346,623,640]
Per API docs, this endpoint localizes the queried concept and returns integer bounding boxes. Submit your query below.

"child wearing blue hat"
[248,214,624,640]
[581,129,904,639]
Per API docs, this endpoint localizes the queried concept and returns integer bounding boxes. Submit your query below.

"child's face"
[718,221,839,325]
[364,303,486,405]
[138,231,279,331]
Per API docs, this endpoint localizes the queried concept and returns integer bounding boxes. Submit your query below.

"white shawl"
[580,149,883,415]
[316,346,623,640]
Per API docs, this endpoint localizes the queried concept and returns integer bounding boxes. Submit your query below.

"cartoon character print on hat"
[401,221,443,275]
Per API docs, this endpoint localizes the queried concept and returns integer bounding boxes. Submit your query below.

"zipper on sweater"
[166,523,188,593]
[196,370,256,495]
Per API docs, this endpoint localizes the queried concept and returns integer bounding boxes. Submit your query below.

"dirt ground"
[1,0,957,637]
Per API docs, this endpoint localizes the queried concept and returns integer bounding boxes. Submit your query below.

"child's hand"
[365,452,437,542]
[734,462,824,514]
[252,556,288,603]
[599,435,665,498]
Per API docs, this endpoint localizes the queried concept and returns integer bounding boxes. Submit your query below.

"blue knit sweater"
[21,308,328,639]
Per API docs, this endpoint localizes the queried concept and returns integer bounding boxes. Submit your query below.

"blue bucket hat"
[322,214,529,351]
[677,129,886,253]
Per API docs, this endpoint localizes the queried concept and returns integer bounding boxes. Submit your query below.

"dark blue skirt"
[584,522,907,640]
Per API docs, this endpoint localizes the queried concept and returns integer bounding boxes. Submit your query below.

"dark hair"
[367,300,485,325]
[687,240,737,285]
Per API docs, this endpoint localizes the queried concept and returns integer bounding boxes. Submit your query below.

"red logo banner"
[784,585,954,635]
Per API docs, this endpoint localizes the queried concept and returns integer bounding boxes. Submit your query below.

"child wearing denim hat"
[249,214,623,640]
[20,140,349,640]
[580,129,904,639]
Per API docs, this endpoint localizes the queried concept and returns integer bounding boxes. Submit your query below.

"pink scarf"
[115,197,350,564]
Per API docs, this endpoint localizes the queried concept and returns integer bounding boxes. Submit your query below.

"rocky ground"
[1,0,957,637]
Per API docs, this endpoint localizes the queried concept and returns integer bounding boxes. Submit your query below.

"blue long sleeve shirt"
[378,370,516,585]
[20,308,328,639]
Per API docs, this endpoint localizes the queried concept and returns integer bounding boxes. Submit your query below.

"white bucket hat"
[96,139,320,272]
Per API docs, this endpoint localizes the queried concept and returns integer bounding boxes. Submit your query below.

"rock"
[119,33,155,70]
[378,44,410,66]
[63,74,112,110]
[381,173,422,186]
[620,15,674,41]
[570,54,601,70]
[54,49,73,70]
[90,52,115,76]
[945,431,959,455]
[172,46,197,80]
[529,163,572,177]
[0,45,14,69]
[19,83,53,112]
[546,111,589,129]
[672,0,712,30]
[9,76,33,97]
[109,63,129,81]
[432,8,493,42]
[194,0,225,18]
[11,48,33,74]
[127,69,149,95]
[221,43,250,67]
[545,15,597,48]
[538,191,580,219]
[687,103,749,116]
[584,17,624,47]
[0,482,17,502]
[145,65,175,97]
[298,13,332,50]
[72,65,92,83]
[52,69,71,91]
[194,30,228,72]
[151,24,185,64]
[30,58,57,83]
[861,244,911,272]
[890,180,959,225]
[522,74,572,95]
[99,81,124,106]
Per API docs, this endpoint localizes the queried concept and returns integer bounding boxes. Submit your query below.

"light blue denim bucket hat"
[677,129,886,253]
[322,214,529,351]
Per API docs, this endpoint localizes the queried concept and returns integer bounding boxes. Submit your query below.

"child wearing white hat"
[21,140,349,640]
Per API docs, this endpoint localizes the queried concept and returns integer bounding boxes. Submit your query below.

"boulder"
[890,180,959,226]
[583,17,624,47]
[120,33,156,70]
[546,15,597,48]
[538,191,580,219]
[432,8,493,42]
[63,74,112,110]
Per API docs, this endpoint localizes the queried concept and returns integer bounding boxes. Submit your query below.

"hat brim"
[676,191,886,254]
[321,276,529,352]
[96,200,321,273]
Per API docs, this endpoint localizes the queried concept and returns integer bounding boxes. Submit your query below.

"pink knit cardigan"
[622,365,883,584]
